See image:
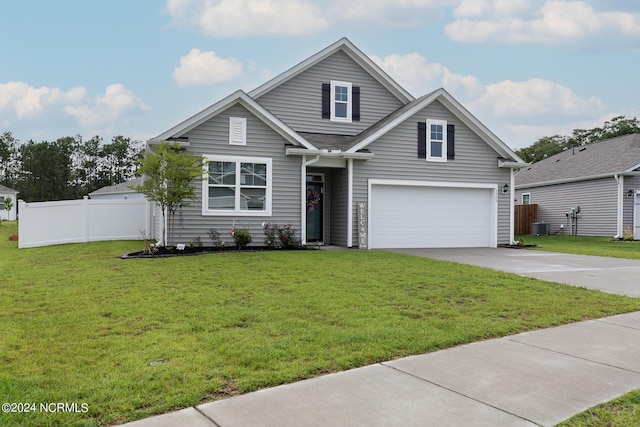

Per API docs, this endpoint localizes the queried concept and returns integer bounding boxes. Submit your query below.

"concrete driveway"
[390,248,640,297]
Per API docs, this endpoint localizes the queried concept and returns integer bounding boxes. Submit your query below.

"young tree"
[133,142,205,245]
[2,196,13,220]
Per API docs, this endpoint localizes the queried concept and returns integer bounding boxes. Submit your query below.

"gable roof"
[0,184,18,194]
[347,88,524,163]
[248,37,414,104]
[515,133,640,188]
[149,90,316,150]
[89,176,143,196]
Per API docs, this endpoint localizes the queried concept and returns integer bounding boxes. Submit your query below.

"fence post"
[83,196,89,243]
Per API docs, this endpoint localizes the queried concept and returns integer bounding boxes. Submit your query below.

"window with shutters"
[331,81,352,122]
[203,155,272,216]
[427,119,447,162]
[229,117,247,145]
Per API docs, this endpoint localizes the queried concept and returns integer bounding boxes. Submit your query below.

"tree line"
[515,116,640,163]
[0,132,143,202]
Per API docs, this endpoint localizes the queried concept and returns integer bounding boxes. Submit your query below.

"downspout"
[347,158,354,247]
[301,155,321,246]
[614,174,624,239]
[509,168,516,245]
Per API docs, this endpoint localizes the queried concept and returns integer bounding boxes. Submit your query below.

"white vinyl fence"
[18,197,156,248]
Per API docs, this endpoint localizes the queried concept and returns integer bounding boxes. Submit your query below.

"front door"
[306,176,324,242]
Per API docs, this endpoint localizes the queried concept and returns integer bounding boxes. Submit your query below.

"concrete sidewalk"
[117,311,640,427]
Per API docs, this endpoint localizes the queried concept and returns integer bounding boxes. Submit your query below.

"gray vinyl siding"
[170,103,302,246]
[623,175,640,233]
[353,100,512,245]
[329,168,349,246]
[515,178,618,236]
[255,50,405,136]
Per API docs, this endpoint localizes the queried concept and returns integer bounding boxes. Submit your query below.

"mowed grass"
[558,389,640,427]
[516,234,640,259]
[2,222,640,426]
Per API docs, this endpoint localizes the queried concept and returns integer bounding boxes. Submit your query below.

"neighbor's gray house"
[0,184,19,221]
[88,176,145,200]
[515,134,640,239]
[148,38,526,249]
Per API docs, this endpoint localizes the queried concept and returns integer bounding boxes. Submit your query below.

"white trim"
[347,158,354,247]
[509,169,516,245]
[331,80,352,122]
[516,171,640,189]
[634,191,640,240]
[521,193,531,205]
[615,174,624,238]
[229,117,247,145]
[367,179,498,249]
[202,154,272,217]
[426,119,447,162]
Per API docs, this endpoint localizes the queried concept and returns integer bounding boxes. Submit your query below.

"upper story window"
[331,81,352,122]
[427,119,447,162]
[522,193,531,205]
[322,82,360,123]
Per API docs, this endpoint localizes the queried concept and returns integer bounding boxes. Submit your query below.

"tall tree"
[133,142,205,245]
[0,131,19,187]
[517,116,640,163]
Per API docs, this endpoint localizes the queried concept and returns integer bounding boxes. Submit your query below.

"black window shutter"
[321,83,330,119]
[352,86,360,121]
[447,124,455,160]
[418,122,426,159]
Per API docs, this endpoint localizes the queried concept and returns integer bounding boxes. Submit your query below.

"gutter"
[516,171,640,190]
[286,147,374,160]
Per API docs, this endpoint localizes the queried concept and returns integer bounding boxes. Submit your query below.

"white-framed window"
[522,193,531,205]
[331,80,352,122]
[426,119,447,162]
[202,155,272,216]
[229,117,247,145]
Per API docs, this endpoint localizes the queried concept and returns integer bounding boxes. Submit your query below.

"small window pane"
[430,124,443,141]
[335,86,348,102]
[431,141,442,158]
[209,187,235,210]
[241,163,267,186]
[335,103,347,118]
[209,162,235,185]
[241,188,266,211]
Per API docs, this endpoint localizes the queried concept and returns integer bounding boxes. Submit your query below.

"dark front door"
[306,180,323,242]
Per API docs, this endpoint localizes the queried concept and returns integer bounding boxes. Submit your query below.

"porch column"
[347,158,353,247]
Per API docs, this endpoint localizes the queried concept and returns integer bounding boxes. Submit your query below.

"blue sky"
[1,0,639,150]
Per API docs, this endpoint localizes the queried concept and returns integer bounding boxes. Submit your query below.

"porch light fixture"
[502,183,510,194]
[627,189,635,198]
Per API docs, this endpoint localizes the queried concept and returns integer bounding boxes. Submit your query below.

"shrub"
[207,228,224,247]
[262,223,301,248]
[233,227,253,248]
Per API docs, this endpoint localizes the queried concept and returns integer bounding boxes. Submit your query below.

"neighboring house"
[0,184,19,220]
[88,176,145,200]
[149,38,526,249]
[515,134,640,239]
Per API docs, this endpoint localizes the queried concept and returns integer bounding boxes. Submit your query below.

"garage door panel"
[370,184,495,249]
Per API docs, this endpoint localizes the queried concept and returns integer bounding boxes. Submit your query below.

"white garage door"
[369,183,496,249]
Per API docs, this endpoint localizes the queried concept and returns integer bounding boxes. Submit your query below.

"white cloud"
[165,0,451,36]
[0,81,86,118]
[446,1,640,46]
[166,0,328,37]
[370,53,483,98]
[65,84,149,127]
[173,49,243,87]
[470,78,604,117]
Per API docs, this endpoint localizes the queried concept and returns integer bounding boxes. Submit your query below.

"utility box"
[531,222,550,236]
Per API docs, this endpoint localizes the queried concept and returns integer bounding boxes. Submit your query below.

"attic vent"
[229,117,247,145]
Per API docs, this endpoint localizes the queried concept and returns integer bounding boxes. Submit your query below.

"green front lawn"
[516,234,640,259]
[2,221,640,426]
